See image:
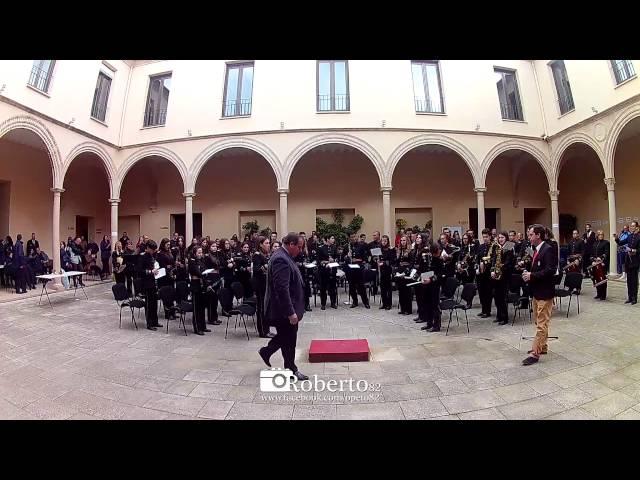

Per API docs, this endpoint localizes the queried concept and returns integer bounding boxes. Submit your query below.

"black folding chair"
[230,281,257,331]
[220,287,251,340]
[174,281,193,334]
[508,274,531,326]
[440,277,458,301]
[443,283,477,336]
[556,272,583,317]
[363,269,378,304]
[111,283,140,330]
[158,285,187,335]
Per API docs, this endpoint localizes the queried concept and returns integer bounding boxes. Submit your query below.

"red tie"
[532,249,539,266]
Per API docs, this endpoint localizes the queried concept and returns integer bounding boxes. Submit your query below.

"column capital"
[548,190,560,200]
[51,187,65,194]
[182,192,196,199]
[277,188,289,195]
[109,198,121,205]
[474,187,487,193]
[380,186,393,193]
[604,177,615,191]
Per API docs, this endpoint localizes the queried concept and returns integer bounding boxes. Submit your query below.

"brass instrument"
[563,253,582,273]
[516,246,534,272]
[456,245,473,275]
[113,254,125,274]
[491,242,503,280]
[480,241,498,274]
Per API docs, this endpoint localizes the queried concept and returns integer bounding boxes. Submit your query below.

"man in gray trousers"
[259,232,309,381]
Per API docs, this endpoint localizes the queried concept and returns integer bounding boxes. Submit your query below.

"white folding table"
[36,271,88,307]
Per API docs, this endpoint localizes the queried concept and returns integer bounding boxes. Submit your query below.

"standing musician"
[411,234,429,324]
[490,231,516,325]
[252,236,273,337]
[157,238,176,320]
[566,229,585,272]
[395,234,413,315]
[582,224,596,275]
[306,233,320,304]
[188,246,212,335]
[589,230,609,301]
[218,238,235,288]
[614,220,640,305]
[293,236,313,312]
[377,235,395,310]
[509,231,522,257]
[476,228,494,319]
[348,234,371,309]
[439,232,459,279]
[123,239,136,296]
[456,233,477,286]
[316,235,339,310]
[234,242,253,298]
[139,240,162,331]
[368,231,382,296]
[111,241,127,287]
[203,242,222,326]
[420,242,445,332]
[173,237,189,283]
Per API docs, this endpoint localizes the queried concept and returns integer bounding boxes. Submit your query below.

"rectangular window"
[144,73,172,127]
[222,62,254,117]
[549,60,574,115]
[90,71,112,122]
[28,60,56,93]
[611,60,636,85]
[317,61,350,112]
[411,61,444,113]
[494,67,524,121]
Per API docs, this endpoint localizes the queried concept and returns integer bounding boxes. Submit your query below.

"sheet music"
[348,264,360,269]
[154,268,166,279]
[304,261,317,269]
[327,262,339,268]
[370,247,382,257]
[202,269,216,275]
[409,268,417,279]
[422,271,435,280]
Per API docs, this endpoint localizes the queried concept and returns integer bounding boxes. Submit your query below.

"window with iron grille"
[611,60,636,85]
[411,61,445,113]
[222,62,254,117]
[549,60,574,115]
[317,61,350,112]
[90,71,112,122]
[494,67,524,121]
[28,60,56,93]
[144,73,171,127]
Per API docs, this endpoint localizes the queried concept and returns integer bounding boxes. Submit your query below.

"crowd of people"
[1,233,52,293]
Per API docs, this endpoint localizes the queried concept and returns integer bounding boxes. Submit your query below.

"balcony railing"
[317,94,349,112]
[144,108,167,127]
[28,64,53,93]
[500,101,523,121]
[414,97,443,114]
[222,98,252,117]
[612,60,636,85]
[557,92,575,115]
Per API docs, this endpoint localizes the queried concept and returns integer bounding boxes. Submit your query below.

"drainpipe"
[118,62,134,147]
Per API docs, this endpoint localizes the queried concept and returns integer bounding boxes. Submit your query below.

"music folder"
[327,262,339,268]
[154,268,166,279]
[370,247,382,257]
[202,269,216,275]
[348,264,360,269]
[304,261,317,269]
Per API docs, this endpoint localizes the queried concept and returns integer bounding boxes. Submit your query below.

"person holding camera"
[259,233,309,381]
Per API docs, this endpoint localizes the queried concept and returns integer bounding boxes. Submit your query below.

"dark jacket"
[615,232,640,269]
[26,239,39,257]
[528,241,558,300]
[13,240,26,267]
[264,247,305,324]
[100,240,112,259]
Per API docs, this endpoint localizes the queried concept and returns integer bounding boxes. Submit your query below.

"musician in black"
[317,235,339,310]
[396,234,413,315]
[420,243,445,332]
[252,236,273,337]
[188,246,211,335]
[368,231,382,296]
[348,234,370,309]
[377,235,395,310]
[456,233,477,287]
[589,230,609,301]
[139,240,162,331]
[582,224,596,275]
[234,242,253,298]
[218,238,235,288]
[412,234,429,323]
[491,231,515,325]
[294,236,313,312]
[509,230,521,257]
[122,240,136,295]
[476,228,494,318]
[615,220,640,305]
[173,237,188,283]
[112,241,127,287]
[119,232,130,247]
[157,238,176,320]
[439,233,458,278]
[567,229,585,272]
[203,242,222,326]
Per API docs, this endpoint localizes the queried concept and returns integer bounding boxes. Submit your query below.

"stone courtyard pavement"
[0,279,639,420]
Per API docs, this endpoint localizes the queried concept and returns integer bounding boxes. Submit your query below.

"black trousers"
[264,321,299,372]
[114,272,126,287]
[145,287,159,328]
[192,291,206,332]
[302,274,312,308]
[101,257,111,277]
[349,267,369,306]
[492,279,508,322]
[415,284,427,320]
[205,289,218,324]
[424,284,441,328]
[319,270,337,307]
[254,277,267,335]
[238,271,253,298]
[477,275,493,315]
[15,266,27,293]
[380,270,392,308]
[398,278,413,313]
[626,266,639,302]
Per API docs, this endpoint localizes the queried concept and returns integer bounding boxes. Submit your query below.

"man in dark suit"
[614,221,640,305]
[13,234,28,294]
[139,240,162,331]
[521,224,559,365]
[582,224,596,275]
[259,233,309,381]
[26,233,39,257]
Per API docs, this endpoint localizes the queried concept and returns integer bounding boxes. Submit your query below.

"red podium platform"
[308,339,370,363]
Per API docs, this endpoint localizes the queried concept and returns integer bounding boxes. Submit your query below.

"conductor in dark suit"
[521,224,558,365]
[258,233,309,381]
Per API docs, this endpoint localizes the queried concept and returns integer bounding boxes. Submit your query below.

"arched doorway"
[612,116,640,231]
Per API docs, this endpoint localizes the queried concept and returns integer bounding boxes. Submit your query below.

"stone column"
[278,189,288,235]
[109,198,120,248]
[381,187,392,239]
[52,187,64,275]
[549,190,560,242]
[183,193,195,242]
[605,178,618,276]
[474,188,486,233]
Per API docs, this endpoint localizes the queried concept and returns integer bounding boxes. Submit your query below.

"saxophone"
[491,242,503,280]
[480,241,497,274]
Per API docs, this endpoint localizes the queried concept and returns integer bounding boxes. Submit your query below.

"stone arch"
[605,102,640,178]
[115,146,188,198]
[551,132,605,190]
[188,137,282,192]
[62,142,117,198]
[283,133,385,190]
[0,114,62,188]
[480,139,551,189]
[387,134,480,188]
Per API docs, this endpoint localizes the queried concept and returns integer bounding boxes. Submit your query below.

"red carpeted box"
[308,339,370,363]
